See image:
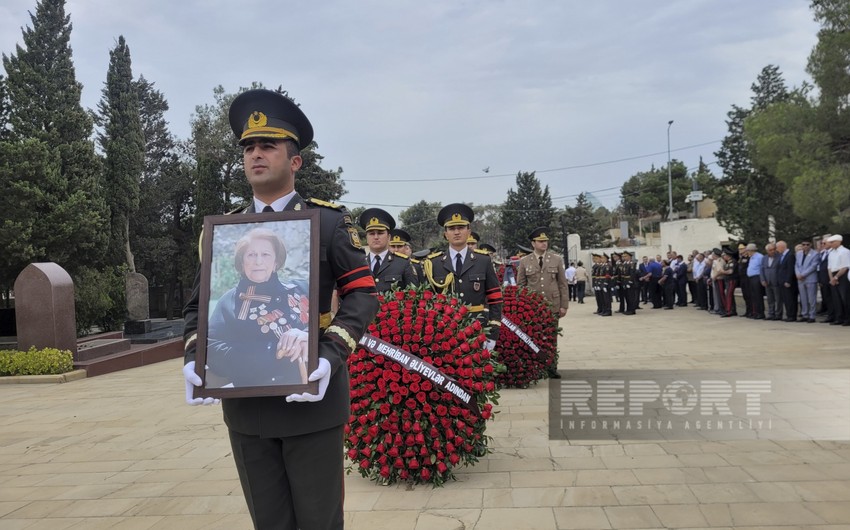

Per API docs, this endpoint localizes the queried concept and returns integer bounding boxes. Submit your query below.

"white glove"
[484,339,496,352]
[183,361,220,406]
[286,358,331,403]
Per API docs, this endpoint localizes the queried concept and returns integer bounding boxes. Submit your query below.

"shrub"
[0,347,74,376]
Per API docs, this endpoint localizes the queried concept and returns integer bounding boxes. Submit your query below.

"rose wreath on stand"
[496,286,559,388]
[345,286,502,487]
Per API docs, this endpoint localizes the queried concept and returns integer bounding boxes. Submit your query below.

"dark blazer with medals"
[183,193,379,438]
[423,248,503,341]
[372,251,418,291]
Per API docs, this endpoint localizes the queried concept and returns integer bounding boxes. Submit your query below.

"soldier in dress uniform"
[516,227,569,378]
[479,243,497,255]
[611,251,625,313]
[182,88,378,530]
[591,253,602,314]
[410,248,430,280]
[389,228,412,257]
[359,209,418,292]
[422,204,503,348]
[620,250,638,315]
[599,253,613,316]
[467,231,480,251]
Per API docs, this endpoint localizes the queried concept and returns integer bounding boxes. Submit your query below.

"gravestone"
[14,262,77,356]
[125,272,152,334]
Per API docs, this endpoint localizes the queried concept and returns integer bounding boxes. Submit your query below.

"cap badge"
[451,213,462,222]
[248,111,268,129]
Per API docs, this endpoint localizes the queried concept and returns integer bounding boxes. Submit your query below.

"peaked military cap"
[529,227,550,241]
[412,248,432,259]
[359,208,396,232]
[389,228,411,246]
[467,231,480,244]
[229,89,314,149]
[438,203,474,227]
[479,243,497,254]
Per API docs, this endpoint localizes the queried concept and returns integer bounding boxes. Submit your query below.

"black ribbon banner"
[500,315,546,360]
[358,333,480,416]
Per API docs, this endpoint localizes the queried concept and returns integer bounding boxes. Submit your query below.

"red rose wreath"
[345,287,501,486]
[496,286,559,388]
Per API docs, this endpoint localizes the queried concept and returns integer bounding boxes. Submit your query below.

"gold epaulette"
[411,258,420,264]
[473,248,490,255]
[427,251,444,259]
[392,251,409,260]
[307,197,344,210]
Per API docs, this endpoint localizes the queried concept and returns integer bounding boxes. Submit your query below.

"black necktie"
[539,256,543,269]
[262,205,274,213]
[455,253,463,275]
[373,255,381,275]
[801,252,806,266]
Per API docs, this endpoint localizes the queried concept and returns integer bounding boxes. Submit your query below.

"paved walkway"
[1,302,849,529]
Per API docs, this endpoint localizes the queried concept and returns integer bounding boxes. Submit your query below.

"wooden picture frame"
[193,210,320,398]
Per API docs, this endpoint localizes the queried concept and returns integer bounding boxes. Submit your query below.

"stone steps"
[73,337,183,378]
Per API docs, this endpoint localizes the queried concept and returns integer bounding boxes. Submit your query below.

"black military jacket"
[370,251,418,292]
[423,248,503,341]
[183,194,378,438]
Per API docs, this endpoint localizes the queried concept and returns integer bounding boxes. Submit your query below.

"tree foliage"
[562,193,606,249]
[713,65,812,242]
[499,172,555,253]
[399,200,443,250]
[0,0,108,292]
[619,161,691,219]
[96,35,144,270]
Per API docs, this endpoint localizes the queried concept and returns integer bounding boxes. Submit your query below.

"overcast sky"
[0,0,820,217]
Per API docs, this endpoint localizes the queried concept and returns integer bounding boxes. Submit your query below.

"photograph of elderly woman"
[205,221,312,389]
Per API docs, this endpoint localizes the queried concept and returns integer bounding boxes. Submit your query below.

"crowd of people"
[579,234,850,324]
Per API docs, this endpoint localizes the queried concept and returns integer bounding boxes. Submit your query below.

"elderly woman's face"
[242,239,277,283]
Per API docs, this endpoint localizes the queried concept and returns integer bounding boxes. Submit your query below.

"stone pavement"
[1,301,849,529]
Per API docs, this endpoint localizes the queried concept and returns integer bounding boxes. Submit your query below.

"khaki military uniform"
[516,251,569,314]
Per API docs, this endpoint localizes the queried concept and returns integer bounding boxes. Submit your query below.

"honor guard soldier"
[599,252,614,317]
[359,209,418,291]
[611,251,624,313]
[621,250,638,314]
[591,253,602,314]
[516,227,569,378]
[389,228,413,257]
[467,231,480,251]
[423,204,503,348]
[479,243,497,255]
[182,88,379,529]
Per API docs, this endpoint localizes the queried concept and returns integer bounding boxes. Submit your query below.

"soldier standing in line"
[591,253,602,314]
[599,253,613,316]
[612,251,625,314]
[422,204,503,350]
[359,208,418,292]
[388,228,412,257]
[516,227,570,379]
[467,231,480,252]
[620,250,638,315]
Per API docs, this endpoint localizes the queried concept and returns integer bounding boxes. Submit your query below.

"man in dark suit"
[675,255,688,307]
[776,240,798,322]
[359,208,418,292]
[183,89,379,530]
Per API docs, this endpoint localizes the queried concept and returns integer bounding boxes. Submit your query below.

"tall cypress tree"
[1,0,108,275]
[499,171,555,253]
[96,35,144,270]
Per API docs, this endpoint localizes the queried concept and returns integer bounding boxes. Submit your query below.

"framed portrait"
[193,210,320,399]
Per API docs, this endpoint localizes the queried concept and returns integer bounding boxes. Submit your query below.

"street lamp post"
[667,120,674,220]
